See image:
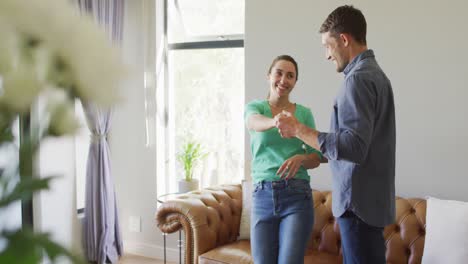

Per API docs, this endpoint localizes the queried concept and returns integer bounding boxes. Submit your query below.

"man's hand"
[276,110,300,138]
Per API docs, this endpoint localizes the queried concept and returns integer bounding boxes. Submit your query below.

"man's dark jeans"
[337,210,386,264]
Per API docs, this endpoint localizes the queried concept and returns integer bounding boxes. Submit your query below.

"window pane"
[168,0,245,43]
[169,48,244,187]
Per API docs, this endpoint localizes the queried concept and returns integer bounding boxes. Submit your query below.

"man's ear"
[340,33,351,47]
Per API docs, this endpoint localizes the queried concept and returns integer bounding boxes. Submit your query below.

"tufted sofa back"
[385,197,426,263]
[310,190,427,264]
[157,185,244,264]
[156,185,427,264]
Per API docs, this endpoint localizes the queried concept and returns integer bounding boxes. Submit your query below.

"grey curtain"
[75,0,124,263]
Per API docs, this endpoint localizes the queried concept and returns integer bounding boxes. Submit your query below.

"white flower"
[0,20,20,74]
[0,67,42,113]
[0,0,128,108]
[48,101,80,136]
[32,45,56,84]
[40,88,80,137]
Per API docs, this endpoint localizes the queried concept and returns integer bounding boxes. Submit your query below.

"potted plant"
[176,140,208,193]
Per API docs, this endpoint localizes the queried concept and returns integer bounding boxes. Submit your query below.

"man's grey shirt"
[318,49,396,227]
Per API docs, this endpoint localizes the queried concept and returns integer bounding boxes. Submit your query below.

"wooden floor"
[119,254,176,264]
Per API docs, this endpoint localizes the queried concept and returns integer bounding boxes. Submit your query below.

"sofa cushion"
[304,249,342,264]
[422,197,468,264]
[199,240,252,264]
[198,240,341,264]
[238,181,252,240]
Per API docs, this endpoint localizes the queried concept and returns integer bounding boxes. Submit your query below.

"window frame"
[156,0,245,196]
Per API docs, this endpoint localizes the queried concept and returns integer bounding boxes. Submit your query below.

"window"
[156,0,245,195]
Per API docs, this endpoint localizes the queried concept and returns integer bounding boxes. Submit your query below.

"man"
[276,5,395,264]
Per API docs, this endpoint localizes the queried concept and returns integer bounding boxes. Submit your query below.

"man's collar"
[343,49,374,75]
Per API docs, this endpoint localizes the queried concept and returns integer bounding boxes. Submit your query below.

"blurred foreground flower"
[0,68,42,113]
[0,0,127,109]
[44,88,81,137]
[0,0,128,263]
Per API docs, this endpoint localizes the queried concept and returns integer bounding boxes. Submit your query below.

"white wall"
[0,119,80,260]
[246,0,468,201]
[111,0,180,260]
[36,136,82,256]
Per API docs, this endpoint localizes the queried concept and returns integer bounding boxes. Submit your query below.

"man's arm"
[277,75,376,164]
[319,75,376,163]
[295,122,320,150]
[276,110,320,147]
[291,77,376,163]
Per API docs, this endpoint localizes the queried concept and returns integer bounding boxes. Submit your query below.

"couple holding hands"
[245,5,396,264]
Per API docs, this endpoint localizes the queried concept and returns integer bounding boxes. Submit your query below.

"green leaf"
[35,232,85,263]
[0,109,16,143]
[18,134,40,178]
[0,127,14,142]
[0,228,85,264]
[0,176,55,208]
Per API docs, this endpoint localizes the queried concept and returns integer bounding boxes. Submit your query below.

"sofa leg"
[178,230,183,263]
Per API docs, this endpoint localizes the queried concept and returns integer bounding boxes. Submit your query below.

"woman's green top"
[245,100,322,183]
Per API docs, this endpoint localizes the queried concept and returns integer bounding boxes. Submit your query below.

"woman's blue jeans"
[250,179,314,264]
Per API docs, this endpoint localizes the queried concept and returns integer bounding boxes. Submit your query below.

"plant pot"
[178,179,199,193]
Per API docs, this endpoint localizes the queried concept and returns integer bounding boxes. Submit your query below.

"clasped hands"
[273,110,299,138]
[274,110,303,179]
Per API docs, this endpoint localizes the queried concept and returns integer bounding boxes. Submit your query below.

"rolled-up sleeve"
[303,109,323,160]
[318,74,376,164]
[244,100,263,122]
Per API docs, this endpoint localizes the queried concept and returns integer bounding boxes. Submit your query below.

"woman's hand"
[277,154,306,180]
[273,112,284,126]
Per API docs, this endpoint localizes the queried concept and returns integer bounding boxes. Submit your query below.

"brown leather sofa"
[156,184,426,264]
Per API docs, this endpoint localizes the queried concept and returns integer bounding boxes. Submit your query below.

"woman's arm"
[301,153,321,169]
[277,153,321,180]
[246,114,276,132]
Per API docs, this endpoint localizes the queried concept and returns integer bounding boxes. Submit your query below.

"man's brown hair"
[319,5,367,45]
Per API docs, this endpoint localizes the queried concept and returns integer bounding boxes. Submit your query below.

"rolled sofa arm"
[156,184,242,264]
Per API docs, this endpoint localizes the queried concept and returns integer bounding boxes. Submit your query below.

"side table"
[157,193,184,264]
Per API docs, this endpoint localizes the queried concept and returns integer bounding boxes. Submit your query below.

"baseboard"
[124,240,183,262]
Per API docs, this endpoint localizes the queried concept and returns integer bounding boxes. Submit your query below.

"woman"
[245,55,322,264]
